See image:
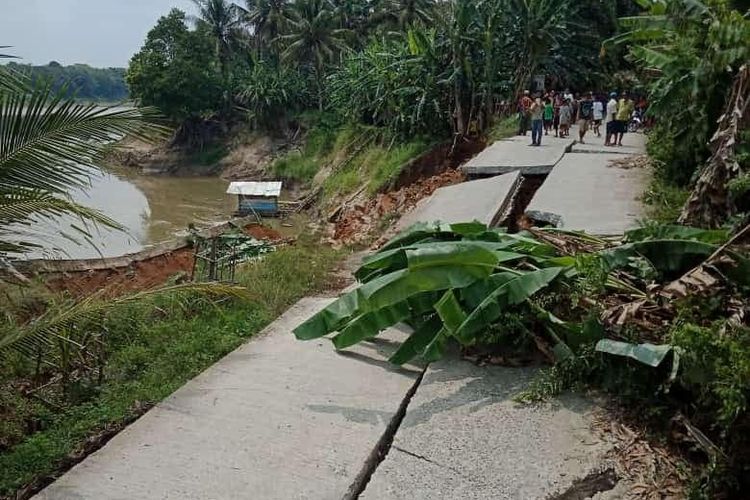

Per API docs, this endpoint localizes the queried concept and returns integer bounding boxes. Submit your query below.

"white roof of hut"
[226,181,282,197]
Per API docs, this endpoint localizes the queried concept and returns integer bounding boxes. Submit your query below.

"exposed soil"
[329,168,466,247]
[219,133,293,181]
[385,138,486,192]
[45,247,196,297]
[109,131,292,179]
[44,224,283,297]
[243,223,283,241]
[508,174,548,232]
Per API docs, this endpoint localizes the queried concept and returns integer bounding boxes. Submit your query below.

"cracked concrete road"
[361,354,614,500]
[35,298,422,500]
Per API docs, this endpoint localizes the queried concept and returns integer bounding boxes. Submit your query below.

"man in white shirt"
[605,92,618,146]
[592,95,605,138]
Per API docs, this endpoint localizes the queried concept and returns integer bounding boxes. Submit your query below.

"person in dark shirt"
[578,92,594,143]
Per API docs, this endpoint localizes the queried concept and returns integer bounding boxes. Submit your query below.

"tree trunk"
[679,65,750,228]
[316,65,325,112]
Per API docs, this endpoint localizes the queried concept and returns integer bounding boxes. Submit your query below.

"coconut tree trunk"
[679,65,750,228]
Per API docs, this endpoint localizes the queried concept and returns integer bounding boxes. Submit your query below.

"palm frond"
[0,84,168,194]
[0,282,253,360]
[0,187,124,254]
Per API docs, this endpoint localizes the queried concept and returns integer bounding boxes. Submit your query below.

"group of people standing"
[518,90,637,147]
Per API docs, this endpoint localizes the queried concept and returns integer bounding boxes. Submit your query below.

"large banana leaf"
[331,302,412,349]
[599,239,750,285]
[625,225,729,244]
[596,339,681,382]
[434,290,467,333]
[356,240,520,282]
[388,315,444,365]
[454,267,566,344]
[294,264,491,340]
[378,221,492,252]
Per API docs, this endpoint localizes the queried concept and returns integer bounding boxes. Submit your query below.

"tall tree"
[191,0,243,80]
[374,0,435,30]
[239,0,293,58]
[503,0,580,98]
[280,0,350,110]
[127,9,223,146]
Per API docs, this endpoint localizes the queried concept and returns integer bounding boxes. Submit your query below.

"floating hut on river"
[227,181,282,217]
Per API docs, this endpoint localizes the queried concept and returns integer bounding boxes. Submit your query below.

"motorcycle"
[629,109,645,133]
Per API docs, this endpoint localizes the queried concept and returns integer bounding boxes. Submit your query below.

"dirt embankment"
[44,224,283,297]
[110,132,292,179]
[327,139,486,247]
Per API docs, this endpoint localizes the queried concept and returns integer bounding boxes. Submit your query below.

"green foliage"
[322,133,429,197]
[272,113,339,182]
[0,63,165,255]
[328,33,449,138]
[280,0,350,109]
[615,0,750,186]
[126,9,224,122]
[274,153,319,182]
[126,0,633,139]
[487,116,518,142]
[237,60,312,129]
[4,62,128,103]
[294,223,570,364]
[0,237,339,495]
[671,323,750,430]
[642,173,691,224]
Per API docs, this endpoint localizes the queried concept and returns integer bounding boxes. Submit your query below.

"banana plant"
[294,222,748,369]
[294,222,570,364]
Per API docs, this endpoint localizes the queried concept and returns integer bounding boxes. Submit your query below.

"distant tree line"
[127,0,639,148]
[5,61,128,102]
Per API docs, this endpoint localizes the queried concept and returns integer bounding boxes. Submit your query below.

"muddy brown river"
[20,168,235,259]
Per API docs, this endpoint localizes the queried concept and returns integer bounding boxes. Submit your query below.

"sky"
[1,0,197,68]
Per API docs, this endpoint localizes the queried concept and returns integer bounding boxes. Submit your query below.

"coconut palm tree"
[280,0,350,109]
[239,0,293,58]
[374,0,435,30]
[503,0,580,98]
[191,0,243,79]
[0,64,164,258]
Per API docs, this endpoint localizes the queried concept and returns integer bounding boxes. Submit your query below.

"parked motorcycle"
[629,109,645,133]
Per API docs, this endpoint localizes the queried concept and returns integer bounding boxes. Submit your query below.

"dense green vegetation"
[3,62,128,103]
[615,0,750,226]
[127,0,636,147]
[297,222,750,496]
[0,237,339,496]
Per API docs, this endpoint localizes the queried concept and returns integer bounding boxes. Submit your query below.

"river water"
[20,168,234,259]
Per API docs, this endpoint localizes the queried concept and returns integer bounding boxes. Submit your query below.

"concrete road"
[462,133,575,177]
[362,355,614,500]
[397,172,521,230]
[36,299,421,500]
[526,133,648,235]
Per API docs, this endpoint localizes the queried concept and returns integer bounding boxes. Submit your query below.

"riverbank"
[0,234,342,499]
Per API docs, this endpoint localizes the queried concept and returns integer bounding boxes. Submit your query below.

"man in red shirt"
[517,90,532,136]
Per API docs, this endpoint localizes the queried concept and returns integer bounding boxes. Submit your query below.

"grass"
[0,236,340,496]
[487,116,518,142]
[273,153,319,183]
[271,117,432,200]
[189,144,228,167]
[642,175,690,223]
[272,113,339,183]
[323,136,430,199]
